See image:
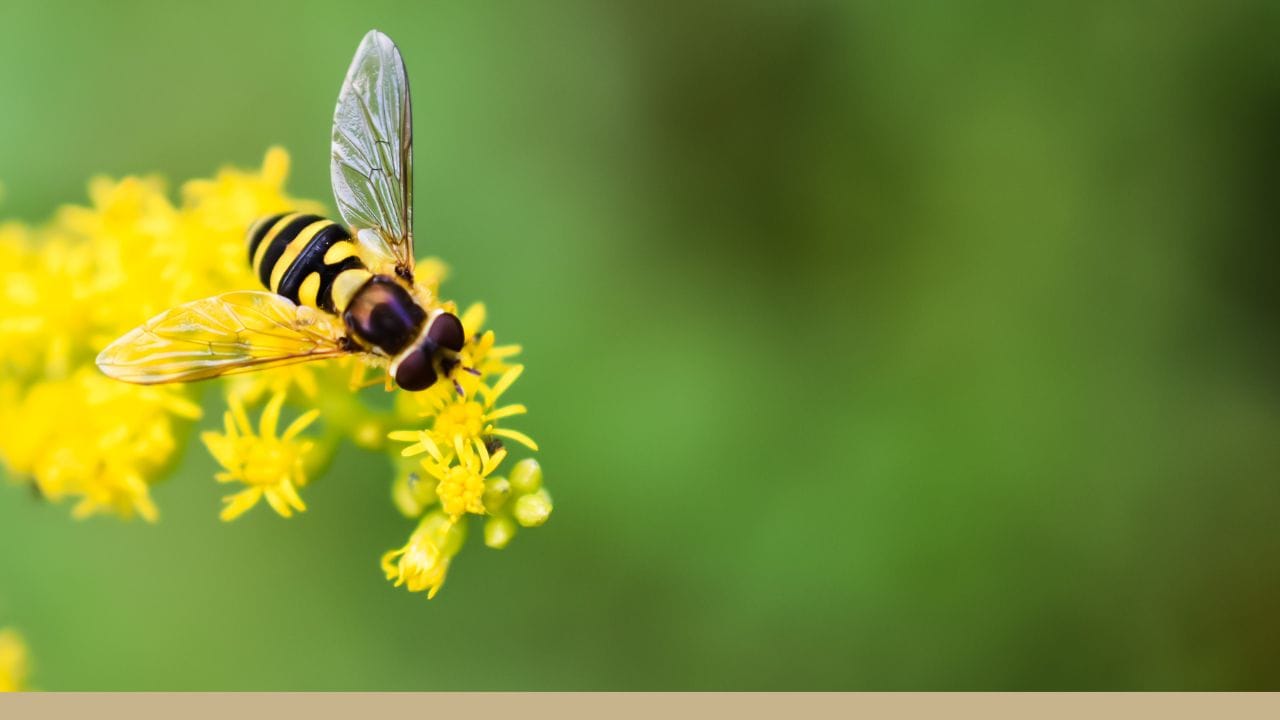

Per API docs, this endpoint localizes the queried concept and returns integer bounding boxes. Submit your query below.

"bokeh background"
[2,0,1279,690]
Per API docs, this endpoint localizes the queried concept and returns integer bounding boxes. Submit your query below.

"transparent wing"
[96,291,354,385]
[331,29,414,276]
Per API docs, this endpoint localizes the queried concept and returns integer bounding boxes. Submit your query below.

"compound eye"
[426,312,465,352]
[393,347,437,391]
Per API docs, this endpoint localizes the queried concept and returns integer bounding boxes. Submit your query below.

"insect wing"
[331,29,414,276]
[96,291,353,384]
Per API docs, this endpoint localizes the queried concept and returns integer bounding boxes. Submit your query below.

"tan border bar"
[2,692,1280,719]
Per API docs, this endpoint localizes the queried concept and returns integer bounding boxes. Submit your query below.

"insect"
[98,30,470,393]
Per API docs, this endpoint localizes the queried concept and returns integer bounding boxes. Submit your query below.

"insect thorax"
[341,276,427,355]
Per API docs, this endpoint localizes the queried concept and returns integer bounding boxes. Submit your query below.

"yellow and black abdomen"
[246,212,374,315]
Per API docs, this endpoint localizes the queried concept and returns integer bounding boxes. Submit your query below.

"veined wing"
[96,291,353,384]
[331,29,414,277]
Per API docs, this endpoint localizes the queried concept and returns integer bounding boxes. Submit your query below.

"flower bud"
[391,454,436,518]
[513,488,552,527]
[509,458,542,495]
[483,476,511,512]
[484,514,517,549]
[351,418,386,451]
[421,510,468,557]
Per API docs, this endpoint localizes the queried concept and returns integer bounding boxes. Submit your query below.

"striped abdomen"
[246,212,374,315]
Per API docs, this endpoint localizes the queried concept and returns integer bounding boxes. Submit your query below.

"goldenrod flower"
[457,303,522,380]
[0,369,199,521]
[390,365,538,462]
[1,148,550,598]
[422,435,506,519]
[382,511,465,599]
[0,149,309,521]
[225,363,321,406]
[380,290,545,592]
[0,628,30,692]
[412,256,449,300]
[202,391,318,521]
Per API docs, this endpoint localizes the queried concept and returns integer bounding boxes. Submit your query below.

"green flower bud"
[351,418,388,451]
[513,488,553,527]
[419,510,467,557]
[483,476,512,513]
[391,454,437,518]
[484,514,517,549]
[509,458,542,495]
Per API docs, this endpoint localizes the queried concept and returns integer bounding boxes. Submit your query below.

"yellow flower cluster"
[0,149,306,519]
[0,628,30,692]
[382,302,548,597]
[0,149,549,599]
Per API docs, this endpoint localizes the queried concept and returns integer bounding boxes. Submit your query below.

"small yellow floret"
[381,511,465,599]
[0,628,30,692]
[0,148,315,522]
[425,436,506,519]
[202,391,318,521]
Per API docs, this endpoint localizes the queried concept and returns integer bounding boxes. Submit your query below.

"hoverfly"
[98,30,469,393]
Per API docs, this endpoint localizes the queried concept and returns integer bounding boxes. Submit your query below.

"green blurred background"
[2,0,1280,690]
